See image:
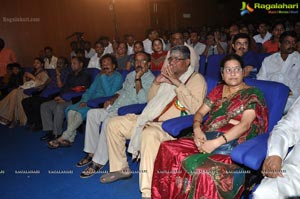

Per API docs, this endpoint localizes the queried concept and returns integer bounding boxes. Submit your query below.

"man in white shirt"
[87,41,104,70]
[253,22,272,44]
[84,41,96,59]
[124,34,135,55]
[253,96,300,199]
[44,46,57,69]
[98,36,113,55]
[257,31,300,113]
[189,30,206,56]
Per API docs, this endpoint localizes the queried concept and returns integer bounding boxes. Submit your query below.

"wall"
[0,0,244,66]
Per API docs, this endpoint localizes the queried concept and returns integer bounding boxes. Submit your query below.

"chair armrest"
[23,88,40,95]
[231,133,269,170]
[61,91,84,101]
[117,103,147,115]
[87,96,113,108]
[162,115,194,137]
[40,88,60,98]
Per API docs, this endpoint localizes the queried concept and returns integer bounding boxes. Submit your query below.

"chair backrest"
[205,54,225,80]
[198,55,206,75]
[244,78,289,132]
[256,53,270,73]
[205,75,219,94]
[86,68,100,82]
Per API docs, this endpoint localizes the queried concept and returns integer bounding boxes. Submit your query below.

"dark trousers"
[22,95,51,126]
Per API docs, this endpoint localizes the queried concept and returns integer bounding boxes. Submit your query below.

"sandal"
[100,169,132,184]
[76,154,93,167]
[80,162,104,178]
[48,139,72,149]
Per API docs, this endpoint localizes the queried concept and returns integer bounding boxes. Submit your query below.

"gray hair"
[170,45,190,60]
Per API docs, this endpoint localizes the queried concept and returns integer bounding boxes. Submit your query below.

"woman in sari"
[151,38,168,71]
[0,57,49,127]
[151,54,268,199]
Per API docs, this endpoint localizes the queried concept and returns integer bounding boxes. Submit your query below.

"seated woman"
[151,54,269,199]
[151,38,168,71]
[114,41,129,70]
[125,41,144,71]
[0,58,49,127]
[48,54,123,148]
[262,22,285,54]
[22,56,70,131]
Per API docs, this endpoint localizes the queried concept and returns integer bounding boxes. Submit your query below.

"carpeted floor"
[0,124,141,199]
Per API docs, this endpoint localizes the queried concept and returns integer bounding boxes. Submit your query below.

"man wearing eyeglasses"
[257,31,300,113]
[101,45,207,199]
[232,33,259,78]
[76,51,155,178]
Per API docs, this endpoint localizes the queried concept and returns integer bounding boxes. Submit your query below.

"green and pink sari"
[152,84,268,199]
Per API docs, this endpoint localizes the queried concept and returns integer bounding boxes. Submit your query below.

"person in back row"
[76,51,155,178]
[231,33,259,78]
[257,31,300,113]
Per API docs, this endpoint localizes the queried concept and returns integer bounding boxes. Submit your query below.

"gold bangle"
[221,134,228,143]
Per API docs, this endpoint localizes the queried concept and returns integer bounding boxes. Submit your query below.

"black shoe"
[40,132,54,141]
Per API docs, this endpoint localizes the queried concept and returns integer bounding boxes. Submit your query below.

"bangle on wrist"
[135,78,141,81]
[221,134,228,143]
[193,119,201,123]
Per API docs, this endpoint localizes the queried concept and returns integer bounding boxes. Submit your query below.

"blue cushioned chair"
[23,69,57,96]
[256,53,270,73]
[162,79,289,164]
[205,54,225,80]
[199,55,206,75]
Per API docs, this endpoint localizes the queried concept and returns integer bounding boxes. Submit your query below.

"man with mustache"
[257,31,300,113]
[231,33,259,78]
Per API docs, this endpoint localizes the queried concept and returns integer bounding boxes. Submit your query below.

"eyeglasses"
[134,59,147,64]
[168,57,185,63]
[223,67,243,74]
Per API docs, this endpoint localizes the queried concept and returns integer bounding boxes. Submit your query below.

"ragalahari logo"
[240,2,254,16]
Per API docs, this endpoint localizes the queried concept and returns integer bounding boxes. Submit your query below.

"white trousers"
[61,110,83,142]
[83,108,117,165]
[253,164,300,199]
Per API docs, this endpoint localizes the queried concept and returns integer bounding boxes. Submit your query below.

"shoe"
[76,154,93,167]
[100,169,132,184]
[80,162,104,178]
[40,132,54,141]
[47,139,72,149]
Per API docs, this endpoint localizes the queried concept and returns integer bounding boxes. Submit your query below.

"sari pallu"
[151,85,268,199]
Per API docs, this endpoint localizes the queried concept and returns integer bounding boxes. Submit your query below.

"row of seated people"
[0,44,297,198]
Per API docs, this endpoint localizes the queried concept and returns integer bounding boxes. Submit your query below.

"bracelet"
[221,134,228,143]
[193,119,201,123]
[135,78,141,81]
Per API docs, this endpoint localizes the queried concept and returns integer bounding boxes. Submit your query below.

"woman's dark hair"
[58,56,69,66]
[34,57,45,65]
[151,38,163,47]
[7,62,21,69]
[220,54,245,71]
[134,41,144,48]
[100,54,118,69]
[0,38,5,50]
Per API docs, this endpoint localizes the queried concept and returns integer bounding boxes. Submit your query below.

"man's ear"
[185,58,191,66]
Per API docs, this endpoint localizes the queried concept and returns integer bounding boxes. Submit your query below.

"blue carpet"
[0,125,141,199]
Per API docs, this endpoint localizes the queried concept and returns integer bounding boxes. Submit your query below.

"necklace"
[222,82,247,99]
